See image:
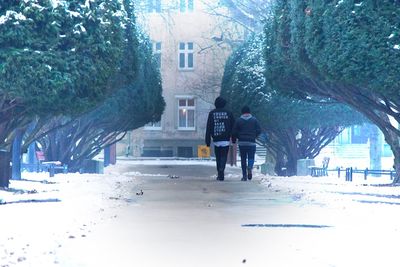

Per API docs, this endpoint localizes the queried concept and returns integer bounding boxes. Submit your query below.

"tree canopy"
[222,32,366,175]
[263,0,400,181]
[0,0,134,148]
[37,29,165,171]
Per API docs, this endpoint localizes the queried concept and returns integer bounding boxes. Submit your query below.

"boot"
[247,167,252,180]
[241,170,247,181]
[217,171,224,181]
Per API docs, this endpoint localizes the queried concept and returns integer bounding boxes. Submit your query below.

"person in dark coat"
[232,106,262,181]
[205,96,235,181]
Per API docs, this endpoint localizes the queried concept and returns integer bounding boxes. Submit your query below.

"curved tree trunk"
[380,128,400,184]
[285,154,297,176]
[268,126,342,177]
[274,150,287,176]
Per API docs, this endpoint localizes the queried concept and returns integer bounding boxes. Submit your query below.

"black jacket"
[232,114,262,143]
[205,108,235,146]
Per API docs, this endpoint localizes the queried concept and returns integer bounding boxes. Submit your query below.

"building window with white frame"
[178,42,194,70]
[178,98,195,130]
[152,41,161,68]
[180,0,194,12]
[148,0,161,13]
[144,120,162,130]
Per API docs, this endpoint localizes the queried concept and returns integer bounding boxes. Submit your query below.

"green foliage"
[36,28,165,170]
[222,31,367,174]
[305,0,400,95]
[0,0,130,116]
[265,0,400,97]
[222,33,268,118]
[262,0,400,177]
[93,30,165,131]
[222,32,365,131]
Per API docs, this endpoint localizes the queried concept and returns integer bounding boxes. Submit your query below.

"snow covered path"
[1,160,400,266]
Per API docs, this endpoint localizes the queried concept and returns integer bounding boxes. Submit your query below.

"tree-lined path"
[56,162,399,267]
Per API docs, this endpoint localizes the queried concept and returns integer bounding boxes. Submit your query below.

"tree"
[35,29,165,172]
[0,0,132,149]
[0,0,143,186]
[222,33,366,175]
[205,0,273,32]
[263,0,400,181]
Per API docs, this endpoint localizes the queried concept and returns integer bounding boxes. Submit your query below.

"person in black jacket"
[205,96,235,181]
[232,106,261,181]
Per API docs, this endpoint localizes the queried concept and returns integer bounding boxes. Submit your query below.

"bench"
[310,157,330,177]
[20,151,68,177]
[41,161,68,177]
[37,151,69,177]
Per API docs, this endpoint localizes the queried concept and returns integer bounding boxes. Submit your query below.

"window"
[145,113,162,130]
[142,147,173,157]
[337,125,369,144]
[178,98,195,130]
[144,120,162,130]
[178,42,194,70]
[177,147,193,158]
[148,0,161,13]
[180,0,194,12]
[152,41,161,68]
[337,128,350,144]
[351,125,369,144]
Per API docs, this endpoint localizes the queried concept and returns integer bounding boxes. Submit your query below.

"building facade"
[117,0,244,157]
[315,123,394,170]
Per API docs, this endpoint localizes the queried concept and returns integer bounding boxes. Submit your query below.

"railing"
[330,167,396,182]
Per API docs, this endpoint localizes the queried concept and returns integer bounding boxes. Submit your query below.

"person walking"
[232,106,261,181]
[205,96,235,181]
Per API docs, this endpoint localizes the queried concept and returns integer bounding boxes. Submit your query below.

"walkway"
[57,162,398,267]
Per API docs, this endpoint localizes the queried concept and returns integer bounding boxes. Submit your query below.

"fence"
[330,167,396,182]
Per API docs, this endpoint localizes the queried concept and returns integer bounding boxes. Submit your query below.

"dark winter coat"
[205,108,235,146]
[232,114,262,144]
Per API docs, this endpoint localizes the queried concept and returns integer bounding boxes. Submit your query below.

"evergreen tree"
[222,33,366,175]
[36,29,165,172]
[0,0,142,185]
[263,0,400,181]
[0,0,132,149]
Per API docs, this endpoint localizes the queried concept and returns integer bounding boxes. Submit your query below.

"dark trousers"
[214,146,229,174]
[239,145,256,178]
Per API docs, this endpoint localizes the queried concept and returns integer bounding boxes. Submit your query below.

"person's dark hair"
[241,106,250,114]
[214,96,227,108]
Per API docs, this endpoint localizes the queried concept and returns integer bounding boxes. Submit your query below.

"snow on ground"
[0,166,155,267]
[0,159,400,266]
[117,157,218,165]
